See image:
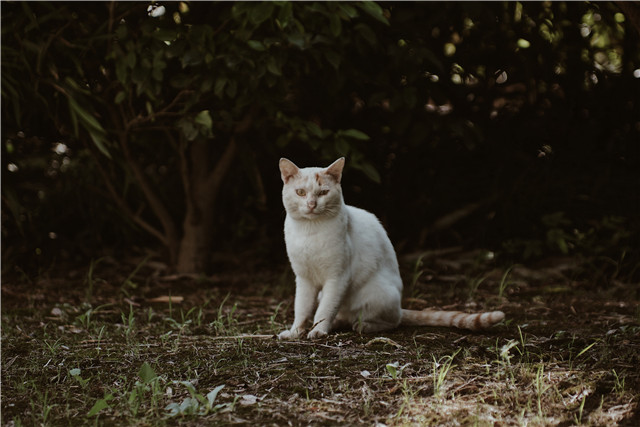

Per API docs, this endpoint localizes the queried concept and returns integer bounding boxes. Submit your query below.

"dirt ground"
[2,248,639,426]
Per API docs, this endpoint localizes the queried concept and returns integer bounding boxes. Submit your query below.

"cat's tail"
[401,308,505,331]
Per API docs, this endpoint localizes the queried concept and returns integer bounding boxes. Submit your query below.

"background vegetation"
[2,1,639,278]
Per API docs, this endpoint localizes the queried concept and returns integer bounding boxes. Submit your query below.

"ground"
[2,248,639,426]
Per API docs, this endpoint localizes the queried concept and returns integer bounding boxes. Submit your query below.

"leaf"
[214,77,227,98]
[357,2,389,26]
[247,40,266,51]
[337,3,358,19]
[287,34,306,49]
[70,368,81,377]
[329,14,342,37]
[67,97,104,133]
[149,295,184,303]
[114,91,126,104]
[355,23,377,46]
[194,110,212,130]
[356,162,381,183]
[249,2,274,25]
[87,394,113,417]
[206,384,225,408]
[385,362,398,379]
[138,362,157,384]
[165,402,180,417]
[341,129,370,140]
[277,2,293,28]
[266,57,282,76]
[335,138,350,156]
[240,394,258,405]
[180,397,198,414]
[87,128,112,159]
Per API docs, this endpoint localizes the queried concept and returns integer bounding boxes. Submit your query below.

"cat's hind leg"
[349,276,402,334]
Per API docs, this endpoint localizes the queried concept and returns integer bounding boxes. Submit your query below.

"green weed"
[69,368,90,389]
[433,349,460,399]
[497,265,515,298]
[211,293,239,336]
[612,369,626,395]
[84,257,105,301]
[165,383,229,417]
[120,255,150,297]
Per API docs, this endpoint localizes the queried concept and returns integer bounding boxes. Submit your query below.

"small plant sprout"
[498,265,516,298]
[433,349,460,398]
[122,304,136,342]
[69,368,90,388]
[534,364,552,417]
[612,369,626,395]
[127,362,164,417]
[165,383,227,417]
[410,254,426,296]
[467,275,487,299]
[120,255,150,297]
[87,392,114,417]
[75,303,113,330]
[211,293,238,335]
[85,257,105,301]
[573,392,587,425]
[385,362,410,380]
[269,302,284,333]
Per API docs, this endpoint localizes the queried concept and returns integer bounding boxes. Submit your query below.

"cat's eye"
[318,190,329,196]
[296,189,306,197]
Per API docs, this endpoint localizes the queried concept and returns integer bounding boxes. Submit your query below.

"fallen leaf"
[149,296,184,303]
[365,337,402,348]
[240,394,258,406]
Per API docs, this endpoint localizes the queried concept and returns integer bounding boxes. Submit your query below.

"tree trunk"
[174,111,254,274]
[174,135,240,273]
[176,204,212,274]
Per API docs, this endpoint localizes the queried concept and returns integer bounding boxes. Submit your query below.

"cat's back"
[345,205,394,251]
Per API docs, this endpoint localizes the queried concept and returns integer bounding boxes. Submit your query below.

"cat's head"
[279,158,345,220]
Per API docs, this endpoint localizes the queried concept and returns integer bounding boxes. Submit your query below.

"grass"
[2,250,639,425]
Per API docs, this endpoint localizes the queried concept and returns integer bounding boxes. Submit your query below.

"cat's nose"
[307,199,317,210]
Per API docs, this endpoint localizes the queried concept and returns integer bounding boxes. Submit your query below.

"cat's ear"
[325,157,345,183]
[279,158,300,184]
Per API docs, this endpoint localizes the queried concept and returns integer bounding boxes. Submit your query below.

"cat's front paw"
[307,328,328,340]
[278,328,302,340]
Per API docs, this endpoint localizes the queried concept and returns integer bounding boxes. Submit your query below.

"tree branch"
[85,140,167,245]
[204,110,256,193]
[119,132,179,255]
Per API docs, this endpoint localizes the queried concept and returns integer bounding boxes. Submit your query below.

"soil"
[1,248,639,425]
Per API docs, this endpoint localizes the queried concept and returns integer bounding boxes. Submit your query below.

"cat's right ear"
[279,158,300,184]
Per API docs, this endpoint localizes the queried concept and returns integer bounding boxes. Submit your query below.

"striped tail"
[401,309,505,331]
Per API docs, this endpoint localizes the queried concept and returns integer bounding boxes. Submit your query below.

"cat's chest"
[284,217,350,280]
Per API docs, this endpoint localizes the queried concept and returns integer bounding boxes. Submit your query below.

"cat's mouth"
[302,208,322,218]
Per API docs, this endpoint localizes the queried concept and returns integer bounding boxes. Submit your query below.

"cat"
[278,157,505,340]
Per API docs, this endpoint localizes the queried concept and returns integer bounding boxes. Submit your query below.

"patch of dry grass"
[2,251,639,425]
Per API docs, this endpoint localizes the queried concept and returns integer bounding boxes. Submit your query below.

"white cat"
[278,157,504,340]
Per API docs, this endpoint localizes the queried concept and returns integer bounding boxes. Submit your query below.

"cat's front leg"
[307,278,346,339]
[278,276,318,340]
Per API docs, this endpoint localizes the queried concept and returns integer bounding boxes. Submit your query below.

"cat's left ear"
[325,157,345,183]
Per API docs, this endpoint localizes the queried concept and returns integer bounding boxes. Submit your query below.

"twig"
[206,334,276,340]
